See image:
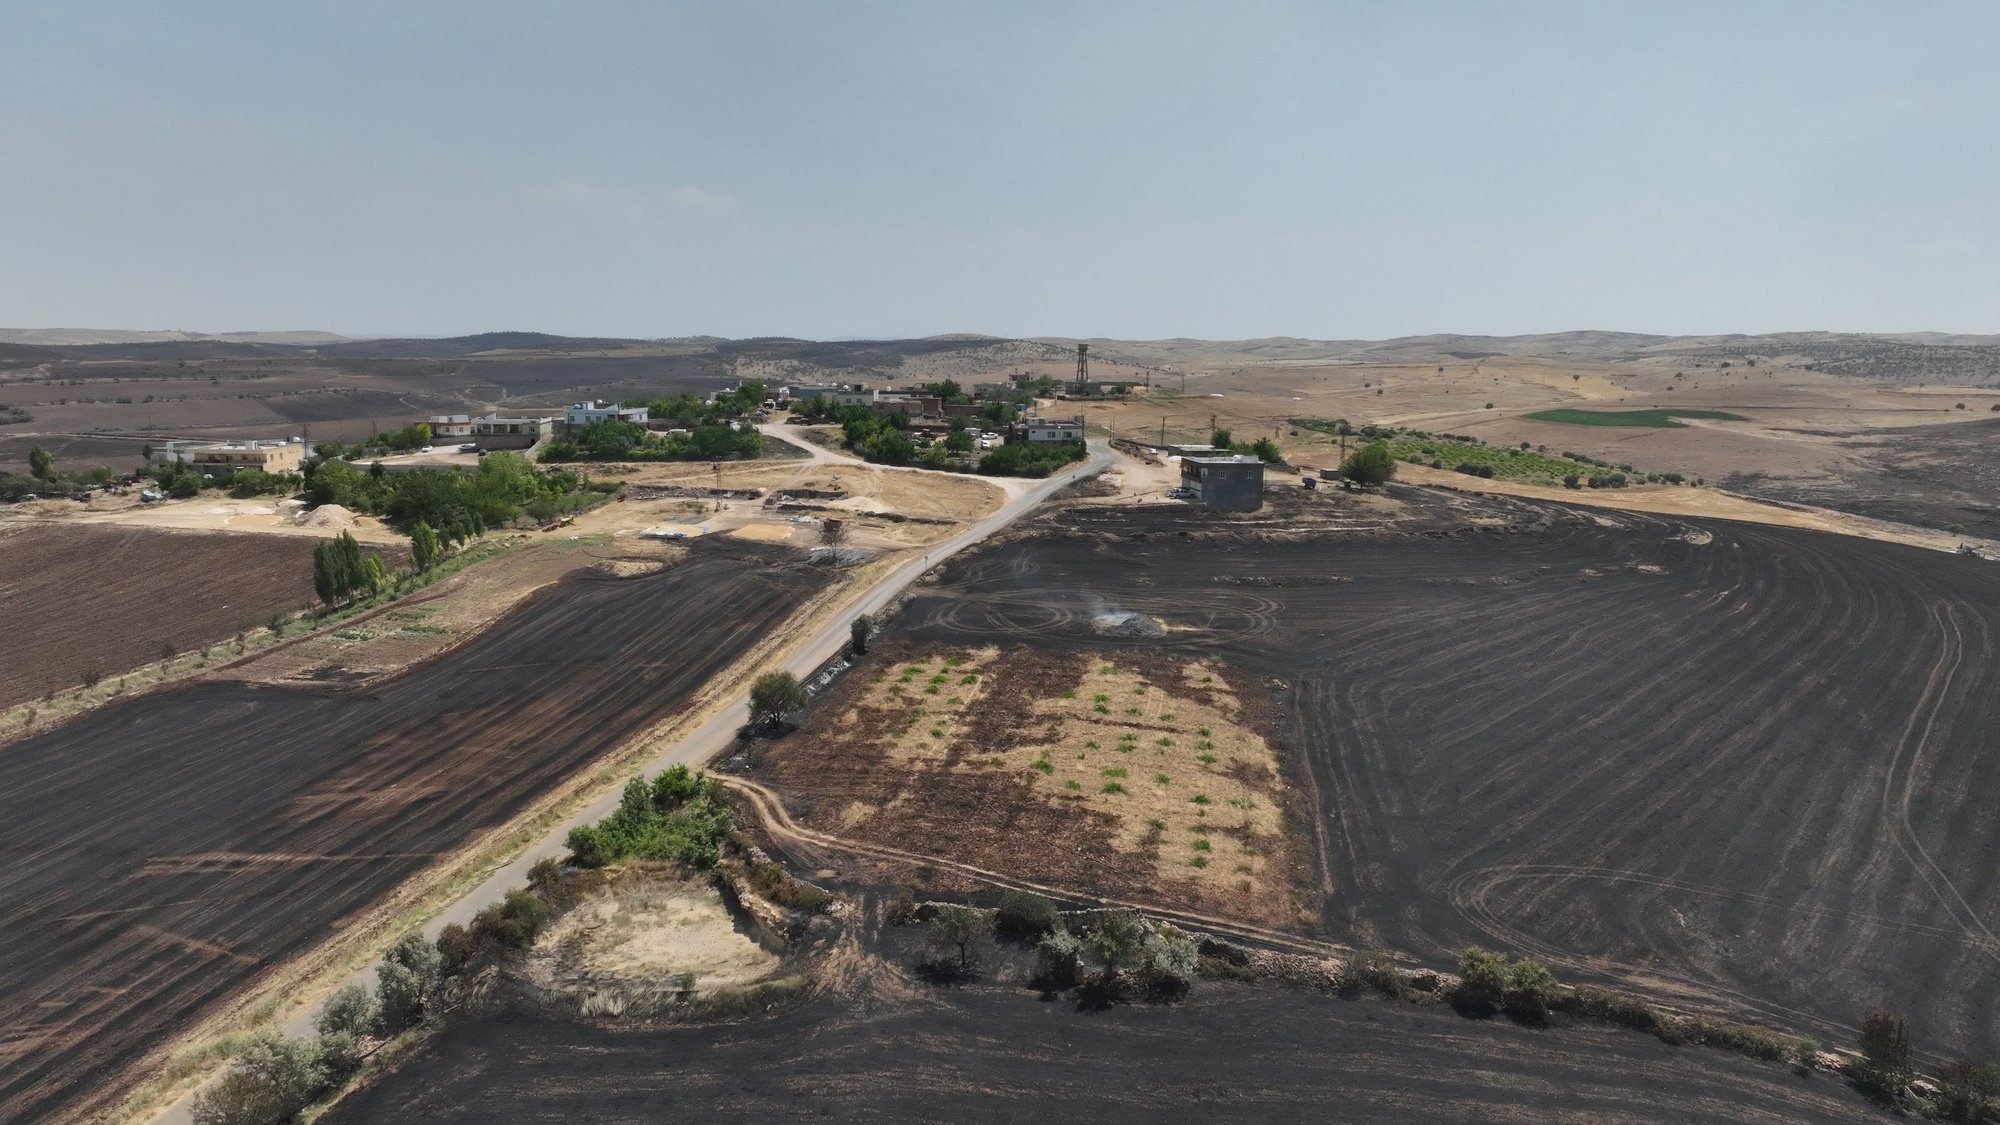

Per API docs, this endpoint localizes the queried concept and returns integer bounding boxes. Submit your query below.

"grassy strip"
[1292,418,1699,488]
[1523,408,1747,428]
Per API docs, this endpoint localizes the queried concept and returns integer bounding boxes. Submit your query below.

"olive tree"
[748,671,809,728]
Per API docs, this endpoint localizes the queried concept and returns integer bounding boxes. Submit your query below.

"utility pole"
[1160,416,1167,445]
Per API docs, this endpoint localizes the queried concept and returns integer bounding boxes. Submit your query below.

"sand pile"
[298,504,356,529]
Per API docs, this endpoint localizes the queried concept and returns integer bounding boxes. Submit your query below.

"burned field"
[765,496,2000,1061]
[0,542,816,1124]
[0,523,322,710]
[753,642,1309,929]
[325,967,1877,1124]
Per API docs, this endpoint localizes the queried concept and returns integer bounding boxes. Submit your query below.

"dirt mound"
[592,558,667,578]
[519,878,779,1007]
[297,503,355,529]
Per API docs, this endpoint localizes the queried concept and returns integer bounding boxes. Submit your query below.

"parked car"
[420,445,434,453]
[458,442,478,453]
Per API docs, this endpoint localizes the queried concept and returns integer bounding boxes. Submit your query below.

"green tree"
[374,931,444,1035]
[1210,429,1231,449]
[360,554,385,594]
[409,520,440,572]
[1087,910,1145,982]
[926,904,992,971]
[748,671,809,727]
[1456,947,1511,1010]
[1249,437,1283,464]
[1036,928,1084,988]
[995,890,1057,939]
[27,445,54,482]
[315,983,377,1077]
[189,1033,330,1125]
[312,539,350,606]
[1141,927,1199,991]
[849,614,873,655]
[1854,1008,1916,1097]
[944,429,974,453]
[306,457,363,507]
[1340,441,1397,486]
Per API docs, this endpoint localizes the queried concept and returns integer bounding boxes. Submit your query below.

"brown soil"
[750,643,1306,929]
[0,523,326,710]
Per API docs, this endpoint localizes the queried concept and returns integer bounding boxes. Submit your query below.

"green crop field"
[1522,408,1747,428]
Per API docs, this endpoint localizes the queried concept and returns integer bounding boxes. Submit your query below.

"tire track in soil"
[883,502,2000,1058]
[0,547,815,1124]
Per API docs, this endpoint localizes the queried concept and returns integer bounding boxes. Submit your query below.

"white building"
[564,400,649,428]
[1023,415,1085,442]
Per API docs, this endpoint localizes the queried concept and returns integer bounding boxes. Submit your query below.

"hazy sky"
[3,2,1996,339]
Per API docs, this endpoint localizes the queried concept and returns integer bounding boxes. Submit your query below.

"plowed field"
[874,499,2000,1060]
[0,544,816,1123]
[324,981,1881,1123]
[0,523,322,709]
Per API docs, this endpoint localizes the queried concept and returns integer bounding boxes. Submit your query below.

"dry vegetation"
[761,644,1303,927]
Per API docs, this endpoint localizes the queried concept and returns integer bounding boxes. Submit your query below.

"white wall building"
[564,400,649,428]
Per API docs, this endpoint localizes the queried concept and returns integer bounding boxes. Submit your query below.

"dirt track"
[874,496,2000,1060]
[0,543,816,1124]
[323,976,1881,1123]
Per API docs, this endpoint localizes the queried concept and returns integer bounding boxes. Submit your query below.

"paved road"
[152,439,1112,1124]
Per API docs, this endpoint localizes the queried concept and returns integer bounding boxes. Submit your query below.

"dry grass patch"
[852,646,1002,764]
[519,872,780,1005]
[1009,655,1288,898]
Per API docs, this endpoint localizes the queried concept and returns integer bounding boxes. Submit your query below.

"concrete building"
[564,400,649,428]
[428,414,475,438]
[786,383,845,401]
[1022,415,1085,442]
[188,438,307,476]
[471,413,557,448]
[1179,454,1265,512]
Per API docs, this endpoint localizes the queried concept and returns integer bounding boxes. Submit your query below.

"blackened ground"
[871,499,2000,1061]
[1726,416,2000,541]
[0,542,816,1124]
[323,983,1880,1124]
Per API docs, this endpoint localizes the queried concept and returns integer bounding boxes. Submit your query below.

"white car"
[420,445,434,453]
[458,443,478,453]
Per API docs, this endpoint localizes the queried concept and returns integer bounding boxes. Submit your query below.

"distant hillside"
[0,328,350,346]
[314,332,656,359]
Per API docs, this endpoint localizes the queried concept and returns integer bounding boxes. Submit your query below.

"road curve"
[149,439,1112,1125]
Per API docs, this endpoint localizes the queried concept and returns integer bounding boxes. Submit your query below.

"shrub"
[1456,947,1511,1012]
[1340,441,1396,486]
[925,904,993,972]
[747,860,834,912]
[1087,910,1146,981]
[1037,928,1084,988]
[1556,986,1665,1034]
[1504,958,1558,1022]
[1339,950,1407,1000]
[190,1034,330,1125]
[375,931,444,1034]
[313,983,375,1078]
[1852,1008,1916,1097]
[1934,1058,2000,1122]
[1141,927,1200,994]
[565,769,732,870]
[995,890,1059,940]
[469,890,553,952]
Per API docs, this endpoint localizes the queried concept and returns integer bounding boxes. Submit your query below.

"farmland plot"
[874,499,2000,1060]
[0,543,816,1124]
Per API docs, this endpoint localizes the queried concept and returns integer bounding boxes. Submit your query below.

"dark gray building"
[1179,454,1265,512]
